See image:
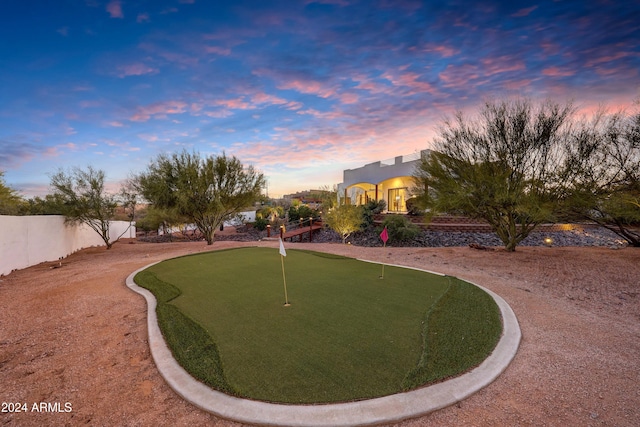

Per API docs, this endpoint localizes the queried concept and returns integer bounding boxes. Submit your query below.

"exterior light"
[544,237,553,247]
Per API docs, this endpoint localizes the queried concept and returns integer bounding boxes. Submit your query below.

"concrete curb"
[126,256,521,427]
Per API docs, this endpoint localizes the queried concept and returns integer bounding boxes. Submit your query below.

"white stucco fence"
[0,215,135,276]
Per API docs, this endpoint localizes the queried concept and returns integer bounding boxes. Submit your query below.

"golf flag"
[279,238,290,305]
[380,227,389,244]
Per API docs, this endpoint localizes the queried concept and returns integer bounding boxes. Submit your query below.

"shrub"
[324,204,363,243]
[254,217,268,231]
[288,204,319,223]
[361,199,387,227]
[405,198,423,216]
[381,215,420,243]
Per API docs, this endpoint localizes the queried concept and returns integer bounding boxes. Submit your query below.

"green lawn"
[135,247,501,404]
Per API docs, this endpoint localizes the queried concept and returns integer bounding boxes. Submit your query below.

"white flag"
[279,238,287,257]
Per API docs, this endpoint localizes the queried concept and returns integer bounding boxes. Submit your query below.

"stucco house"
[337,149,431,213]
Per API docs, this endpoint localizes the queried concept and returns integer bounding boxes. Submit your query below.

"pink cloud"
[44,143,79,158]
[542,66,575,77]
[439,64,480,87]
[251,92,288,105]
[156,50,199,68]
[352,74,395,95]
[106,0,123,18]
[339,93,359,104]
[382,70,437,95]
[116,63,159,78]
[278,79,336,98]
[585,51,631,67]
[136,13,150,23]
[79,100,102,108]
[104,140,141,151]
[130,100,188,122]
[203,110,234,118]
[215,98,252,110]
[503,79,534,90]
[285,101,304,110]
[296,109,343,120]
[540,40,561,56]
[250,92,302,110]
[480,57,526,76]
[137,134,160,142]
[204,46,232,55]
[511,6,538,17]
[413,43,459,58]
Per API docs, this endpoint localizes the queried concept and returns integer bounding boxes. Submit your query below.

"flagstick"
[281,253,290,306]
[379,226,388,279]
[380,241,386,279]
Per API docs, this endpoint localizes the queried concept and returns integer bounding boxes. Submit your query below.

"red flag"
[380,227,388,244]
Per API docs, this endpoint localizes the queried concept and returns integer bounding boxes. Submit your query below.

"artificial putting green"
[135,247,501,404]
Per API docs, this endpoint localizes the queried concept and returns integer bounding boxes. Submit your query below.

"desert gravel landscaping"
[1,240,638,426]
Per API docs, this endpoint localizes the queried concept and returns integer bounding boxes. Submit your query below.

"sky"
[1,0,639,198]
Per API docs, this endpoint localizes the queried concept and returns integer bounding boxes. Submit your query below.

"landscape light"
[544,237,553,247]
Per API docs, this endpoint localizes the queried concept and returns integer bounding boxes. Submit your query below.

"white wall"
[158,210,257,235]
[0,215,135,276]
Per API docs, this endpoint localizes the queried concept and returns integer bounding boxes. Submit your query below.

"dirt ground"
[1,240,638,426]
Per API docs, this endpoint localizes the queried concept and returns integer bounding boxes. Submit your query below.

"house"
[337,150,431,213]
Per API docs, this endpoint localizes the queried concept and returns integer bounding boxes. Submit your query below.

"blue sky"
[1,0,638,198]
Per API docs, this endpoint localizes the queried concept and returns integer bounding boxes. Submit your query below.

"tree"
[136,150,265,245]
[0,171,24,215]
[414,98,573,251]
[323,203,363,244]
[50,166,118,249]
[560,109,640,246]
[20,194,65,215]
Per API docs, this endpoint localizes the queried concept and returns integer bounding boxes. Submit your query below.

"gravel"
[304,226,629,249]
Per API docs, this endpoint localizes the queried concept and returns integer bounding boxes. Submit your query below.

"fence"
[0,215,135,276]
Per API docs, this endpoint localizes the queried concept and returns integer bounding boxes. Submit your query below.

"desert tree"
[50,166,118,248]
[20,194,65,215]
[560,109,640,246]
[323,203,363,244]
[413,98,573,251]
[0,171,24,215]
[136,150,265,245]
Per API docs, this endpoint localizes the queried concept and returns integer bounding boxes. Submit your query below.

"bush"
[381,215,420,243]
[361,199,387,227]
[324,204,363,244]
[288,204,318,223]
[254,217,268,231]
[405,198,423,216]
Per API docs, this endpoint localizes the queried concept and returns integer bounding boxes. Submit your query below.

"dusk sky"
[1,0,639,198]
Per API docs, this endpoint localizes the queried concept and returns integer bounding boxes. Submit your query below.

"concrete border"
[126,255,521,427]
